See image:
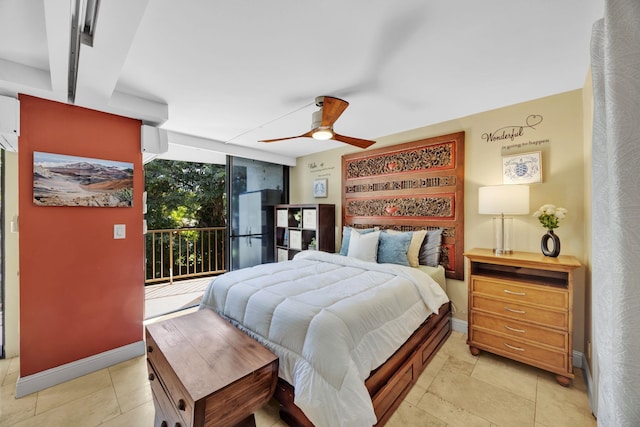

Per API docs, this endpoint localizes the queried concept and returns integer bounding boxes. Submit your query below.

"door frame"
[1,150,6,359]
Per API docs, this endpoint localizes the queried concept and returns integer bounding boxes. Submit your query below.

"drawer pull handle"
[504,325,526,333]
[178,399,186,411]
[504,342,525,352]
[160,422,168,427]
[504,306,525,314]
[174,423,182,427]
[148,373,155,381]
[147,346,153,353]
[504,289,526,296]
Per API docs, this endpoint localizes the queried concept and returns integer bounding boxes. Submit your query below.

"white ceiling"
[0,0,603,166]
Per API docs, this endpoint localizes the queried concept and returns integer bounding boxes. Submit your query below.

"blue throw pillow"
[339,226,377,255]
[419,228,443,267]
[377,231,412,266]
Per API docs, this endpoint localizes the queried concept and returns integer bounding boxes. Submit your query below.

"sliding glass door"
[227,157,288,271]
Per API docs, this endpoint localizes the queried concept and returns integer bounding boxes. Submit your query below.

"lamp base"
[492,216,514,255]
[493,248,513,255]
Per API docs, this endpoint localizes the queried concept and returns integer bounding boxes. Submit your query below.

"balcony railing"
[145,226,226,284]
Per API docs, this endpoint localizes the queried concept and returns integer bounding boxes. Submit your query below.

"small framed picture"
[503,151,542,184]
[313,178,328,198]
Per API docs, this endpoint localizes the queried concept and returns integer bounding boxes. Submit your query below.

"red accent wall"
[18,95,144,376]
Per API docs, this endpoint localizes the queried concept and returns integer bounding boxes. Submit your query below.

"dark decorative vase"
[541,229,561,257]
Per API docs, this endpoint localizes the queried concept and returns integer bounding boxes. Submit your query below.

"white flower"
[534,203,567,230]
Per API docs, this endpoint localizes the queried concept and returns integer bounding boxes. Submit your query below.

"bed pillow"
[347,229,381,263]
[419,228,443,267]
[417,264,447,292]
[339,226,377,255]
[387,229,427,267]
[377,231,412,266]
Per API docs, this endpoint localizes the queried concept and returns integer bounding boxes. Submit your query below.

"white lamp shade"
[478,185,530,215]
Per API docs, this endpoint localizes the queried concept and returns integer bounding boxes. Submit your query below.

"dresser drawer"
[372,361,414,422]
[470,311,568,350]
[470,329,567,373]
[146,333,194,427]
[472,277,567,309]
[148,360,187,427]
[472,295,567,329]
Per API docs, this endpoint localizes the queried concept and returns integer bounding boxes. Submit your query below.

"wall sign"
[482,114,550,150]
[307,161,336,176]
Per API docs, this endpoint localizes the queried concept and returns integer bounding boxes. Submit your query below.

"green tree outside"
[144,160,226,229]
[144,160,226,281]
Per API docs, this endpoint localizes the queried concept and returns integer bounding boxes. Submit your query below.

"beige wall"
[4,151,20,358]
[291,90,587,352]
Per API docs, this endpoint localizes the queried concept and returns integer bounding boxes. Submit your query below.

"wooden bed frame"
[272,132,463,425]
[273,302,452,426]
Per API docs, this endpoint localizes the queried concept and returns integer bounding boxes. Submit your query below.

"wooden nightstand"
[146,309,278,427]
[465,248,581,386]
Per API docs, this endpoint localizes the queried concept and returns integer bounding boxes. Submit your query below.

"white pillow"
[347,229,381,263]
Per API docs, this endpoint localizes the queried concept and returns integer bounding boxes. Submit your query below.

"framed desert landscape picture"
[33,152,134,207]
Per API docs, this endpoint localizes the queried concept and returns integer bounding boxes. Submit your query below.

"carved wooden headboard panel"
[342,131,465,280]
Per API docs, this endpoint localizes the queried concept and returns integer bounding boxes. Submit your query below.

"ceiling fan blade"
[320,97,349,128]
[333,133,376,149]
[259,131,313,143]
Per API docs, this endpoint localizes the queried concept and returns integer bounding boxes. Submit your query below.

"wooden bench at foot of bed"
[146,310,279,427]
[273,302,452,427]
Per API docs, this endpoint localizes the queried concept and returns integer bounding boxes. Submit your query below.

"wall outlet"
[114,224,126,239]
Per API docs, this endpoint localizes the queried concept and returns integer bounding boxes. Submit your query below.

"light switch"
[114,224,126,239]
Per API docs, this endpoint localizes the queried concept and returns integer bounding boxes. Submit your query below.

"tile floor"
[0,330,595,427]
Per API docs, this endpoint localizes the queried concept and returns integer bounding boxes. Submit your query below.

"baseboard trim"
[573,350,584,369]
[451,317,467,334]
[15,340,145,398]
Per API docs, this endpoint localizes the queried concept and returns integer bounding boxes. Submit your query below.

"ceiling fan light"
[312,129,333,140]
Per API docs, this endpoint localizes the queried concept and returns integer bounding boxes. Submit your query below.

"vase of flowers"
[533,204,567,257]
[308,237,317,250]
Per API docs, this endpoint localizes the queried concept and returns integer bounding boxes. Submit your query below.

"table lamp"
[478,185,530,254]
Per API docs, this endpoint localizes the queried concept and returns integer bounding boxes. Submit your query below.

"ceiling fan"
[259,96,376,149]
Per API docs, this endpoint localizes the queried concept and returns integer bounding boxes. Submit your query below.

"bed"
[200,132,464,426]
[199,249,450,427]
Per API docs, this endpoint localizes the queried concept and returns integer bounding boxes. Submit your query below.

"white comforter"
[199,251,449,427]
